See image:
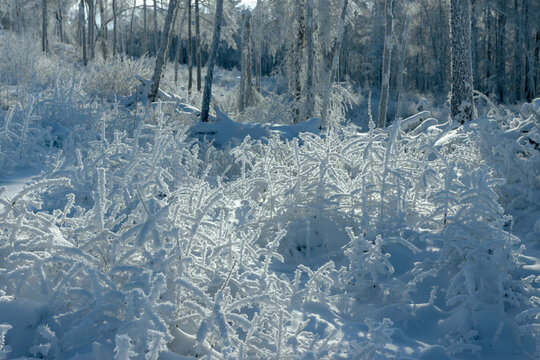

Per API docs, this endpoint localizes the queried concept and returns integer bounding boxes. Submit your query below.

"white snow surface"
[1,64,539,360]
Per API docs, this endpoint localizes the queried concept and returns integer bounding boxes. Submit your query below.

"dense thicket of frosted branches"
[0,1,539,358]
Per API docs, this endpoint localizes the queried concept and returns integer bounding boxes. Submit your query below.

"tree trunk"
[195,0,202,92]
[88,0,95,60]
[395,14,410,119]
[239,12,247,112]
[56,5,64,43]
[471,0,477,88]
[523,0,535,100]
[200,0,225,122]
[450,0,474,123]
[153,0,159,55]
[377,0,393,128]
[129,0,136,57]
[99,0,107,60]
[143,0,148,55]
[80,0,87,66]
[292,0,305,123]
[113,0,118,57]
[304,0,314,119]
[486,4,492,94]
[42,0,48,52]
[167,2,181,65]
[255,0,262,93]
[533,29,540,97]
[188,0,193,94]
[149,0,179,102]
[175,2,188,84]
[496,0,506,103]
[321,0,349,126]
[514,0,522,102]
[245,11,252,107]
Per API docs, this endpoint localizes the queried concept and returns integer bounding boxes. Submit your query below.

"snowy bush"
[82,57,153,99]
[0,324,11,360]
[0,43,539,359]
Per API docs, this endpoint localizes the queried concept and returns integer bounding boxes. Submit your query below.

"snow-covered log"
[400,111,432,132]
[190,105,320,147]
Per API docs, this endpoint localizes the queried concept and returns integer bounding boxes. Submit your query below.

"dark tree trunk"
[149,0,179,102]
[188,0,193,94]
[42,0,48,52]
[195,0,202,92]
[200,0,225,122]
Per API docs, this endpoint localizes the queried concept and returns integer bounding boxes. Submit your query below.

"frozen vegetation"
[0,20,539,360]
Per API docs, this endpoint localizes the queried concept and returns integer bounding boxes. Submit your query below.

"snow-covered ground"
[0,37,539,359]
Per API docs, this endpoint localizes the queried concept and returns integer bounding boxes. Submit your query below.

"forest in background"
[1,0,539,118]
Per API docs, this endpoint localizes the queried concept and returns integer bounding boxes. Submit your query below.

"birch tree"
[148,0,179,102]
[200,0,225,122]
[450,0,474,123]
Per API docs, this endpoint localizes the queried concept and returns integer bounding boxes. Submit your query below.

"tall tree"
[149,0,179,102]
[113,0,118,57]
[195,0,201,91]
[188,0,193,93]
[496,0,506,103]
[200,0,225,122]
[175,2,188,84]
[514,0,522,102]
[153,0,159,55]
[42,0,48,52]
[304,0,314,119]
[55,1,64,43]
[523,0,535,100]
[239,11,248,112]
[88,0,95,60]
[471,0,477,87]
[143,0,148,54]
[80,0,87,66]
[292,0,305,123]
[129,0,137,57]
[450,0,474,123]
[321,0,349,126]
[395,14,410,119]
[254,0,262,93]
[98,0,107,59]
[377,0,393,128]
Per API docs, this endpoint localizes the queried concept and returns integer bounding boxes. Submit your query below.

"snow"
[0,168,42,213]
[0,36,539,359]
